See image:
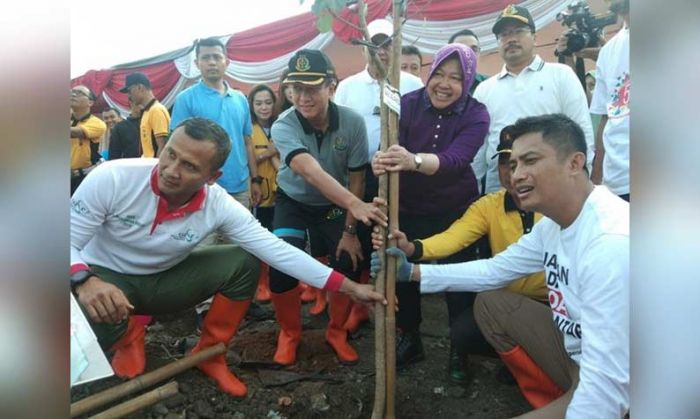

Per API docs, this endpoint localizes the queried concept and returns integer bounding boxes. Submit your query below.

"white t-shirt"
[335,69,423,156]
[472,56,595,194]
[420,186,629,418]
[70,158,335,289]
[590,27,630,195]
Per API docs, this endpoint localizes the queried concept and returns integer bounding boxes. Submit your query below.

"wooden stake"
[87,381,179,419]
[383,2,404,418]
[71,343,225,418]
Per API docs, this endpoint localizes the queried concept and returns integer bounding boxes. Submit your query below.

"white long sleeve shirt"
[421,186,629,418]
[472,55,595,194]
[70,158,341,290]
[335,69,424,156]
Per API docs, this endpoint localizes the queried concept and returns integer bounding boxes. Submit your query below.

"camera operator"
[553,0,619,84]
[590,0,630,201]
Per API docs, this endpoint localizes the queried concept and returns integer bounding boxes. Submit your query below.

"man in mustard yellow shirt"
[373,126,546,382]
[71,85,106,195]
[120,72,170,157]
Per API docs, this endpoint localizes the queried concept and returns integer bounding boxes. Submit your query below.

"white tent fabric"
[402,0,569,54]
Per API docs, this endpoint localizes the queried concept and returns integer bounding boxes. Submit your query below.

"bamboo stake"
[371,79,391,419]
[384,2,404,418]
[71,343,225,418]
[87,381,179,419]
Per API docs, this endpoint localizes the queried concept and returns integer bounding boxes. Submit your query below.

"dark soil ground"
[71,294,530,418]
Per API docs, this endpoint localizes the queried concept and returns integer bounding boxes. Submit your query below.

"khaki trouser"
[81,245,259,349]
[474,290,579,419]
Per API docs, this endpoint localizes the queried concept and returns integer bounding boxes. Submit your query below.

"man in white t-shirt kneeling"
[372,114,629,418]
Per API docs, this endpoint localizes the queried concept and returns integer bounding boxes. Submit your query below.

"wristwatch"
[71,269,95,292]
[413,153,423,171]
[251,176,263,185]
[344,224,357,235]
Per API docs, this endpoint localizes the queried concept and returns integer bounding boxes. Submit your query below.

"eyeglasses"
[71,89,91,98]
[496,27,532,41]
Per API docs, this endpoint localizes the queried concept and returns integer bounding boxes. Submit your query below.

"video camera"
[555,1,618,56]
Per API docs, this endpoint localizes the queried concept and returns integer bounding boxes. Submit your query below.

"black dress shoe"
[448,345,470,384]
[396,329,425,368]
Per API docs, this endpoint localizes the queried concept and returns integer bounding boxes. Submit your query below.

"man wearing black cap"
[471,4,594,195]
[268,49,387,367]
[120,72,170,157]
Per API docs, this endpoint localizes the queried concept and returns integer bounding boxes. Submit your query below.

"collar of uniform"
[420,88,468,115]
[296,101,340,135]
[497,55,545,79]
[198,80,235,97]
[71,112,91,126]
[149,166,207,233]
[142,98,157,111]
[504,190,519,212]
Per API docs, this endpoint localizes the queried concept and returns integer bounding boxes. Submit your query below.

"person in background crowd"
[70,85,106,195]
[400,45,423,79]
[119,72,170,158]
[108,99,142,160]
[100,107,122,158]
[371,43,489,383]
[276,69,295,115]
[590,0,630,201]
[248,84,281,302]
[471,4,594,195]
[448,28,488,94]
[170,37,261,210]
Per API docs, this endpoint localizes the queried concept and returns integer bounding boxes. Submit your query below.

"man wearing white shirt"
[373,114,629,418]
[472,4,594,194]
[590,0,630,201]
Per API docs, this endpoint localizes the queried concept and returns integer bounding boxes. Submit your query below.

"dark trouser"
[474,290,579,418]
[619,193,630,202]
[81,245,259,349]
[71,173,87,196]
[255,206,275,232]
[269,191,361,294]
[398,211,486,351]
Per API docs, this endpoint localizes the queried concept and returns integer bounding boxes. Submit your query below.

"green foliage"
[307,0,350,32]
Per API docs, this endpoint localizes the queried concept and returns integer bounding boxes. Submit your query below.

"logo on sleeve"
[71,199,91,216]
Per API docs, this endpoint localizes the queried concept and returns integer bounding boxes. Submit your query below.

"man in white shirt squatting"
[372,113,629,418]
[70,117,386,398]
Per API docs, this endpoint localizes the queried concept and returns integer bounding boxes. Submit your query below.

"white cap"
[367,18,393,40]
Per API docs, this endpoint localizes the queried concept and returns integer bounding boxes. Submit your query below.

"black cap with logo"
[491,124,516,160]
[283,49,336,86]
[119,72,151,93]
[492,4,536,35]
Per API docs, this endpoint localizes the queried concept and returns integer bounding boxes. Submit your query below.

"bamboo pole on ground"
[71,343,225,418]
[87,381,179,419]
